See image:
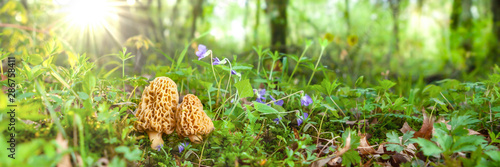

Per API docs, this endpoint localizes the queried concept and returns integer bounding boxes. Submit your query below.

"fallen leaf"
[311,133,352,167]
[358,134,376,155]
[293,128,300,140]
[399,122,415,134]
[328,157,342,166]
[390,153,410,167]
[375,145,385,154]
[415,111,435,140]
[174,155,181,166]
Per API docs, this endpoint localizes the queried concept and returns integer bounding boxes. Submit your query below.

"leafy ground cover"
[1,40,500,167]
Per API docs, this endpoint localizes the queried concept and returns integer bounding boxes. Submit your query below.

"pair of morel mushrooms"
[134,77,214,150]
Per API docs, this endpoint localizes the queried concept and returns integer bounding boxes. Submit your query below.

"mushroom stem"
[147,131,164,150]
[188,134,203,144]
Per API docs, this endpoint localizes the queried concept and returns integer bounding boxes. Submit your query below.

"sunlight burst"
[66,0,114,27]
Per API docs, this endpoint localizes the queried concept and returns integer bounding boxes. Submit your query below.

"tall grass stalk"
[288,44,311,83]
[307,45,326,86]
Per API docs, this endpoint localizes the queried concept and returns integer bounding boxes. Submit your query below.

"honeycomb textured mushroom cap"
[135,77,179,135]
[176,94,214,143]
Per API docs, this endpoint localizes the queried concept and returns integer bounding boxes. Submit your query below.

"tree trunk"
[451,0,462,30]
[388,0,400,63]
[266,0,288,54]
[491,0,500,63]
[345,0,350,35]
[190,0,204,40]
[253,0,261,46]
[460,0,474,72]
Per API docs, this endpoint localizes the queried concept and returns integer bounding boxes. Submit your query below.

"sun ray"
[50,0,130,57]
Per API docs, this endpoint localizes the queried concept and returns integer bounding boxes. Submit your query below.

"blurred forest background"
[1,0,500,84]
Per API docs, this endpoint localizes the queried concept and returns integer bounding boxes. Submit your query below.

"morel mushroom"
[175,94,214,143]
[135,77,179,150]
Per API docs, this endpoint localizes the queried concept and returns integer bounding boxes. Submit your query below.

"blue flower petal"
[301,94,313,106]
[212,57,221,65]
[196,44,208,60]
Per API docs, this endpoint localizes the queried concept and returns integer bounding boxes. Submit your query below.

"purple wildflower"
[254,89,266,102]
[178,142,189,153]
[231,70,241,77]
[212,57,227,65]
[301,94,313,106]
[270,95,284,106]
[297,112,309,126]
[213,57,221,65]
[273,117,282,124]
[196,44,208,60]
[156,144,164,151]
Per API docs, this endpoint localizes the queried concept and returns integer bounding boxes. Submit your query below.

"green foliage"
[386,131,415,153]
[412,115,495,163]
[234,79,254,99]
[341,129,361,167]
[2,5,500,165]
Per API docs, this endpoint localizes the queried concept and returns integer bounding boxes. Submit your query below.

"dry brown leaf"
[174,155,181,166]
[399,122,414,134]
[390,153,410,167]
[358,134,376,155]
[56,133,71,167]
[328,157,342,166]
[375,145,385,154]
[311,133,352,167]
[293,128,300,140]
[415,111,435,140]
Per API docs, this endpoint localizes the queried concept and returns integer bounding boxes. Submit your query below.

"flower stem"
[257,54,262,75]
[307,46,325,86]
[269,59,276,81]
[224,58,233,99]
[288,44,311,83]
[209,51,220,105]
